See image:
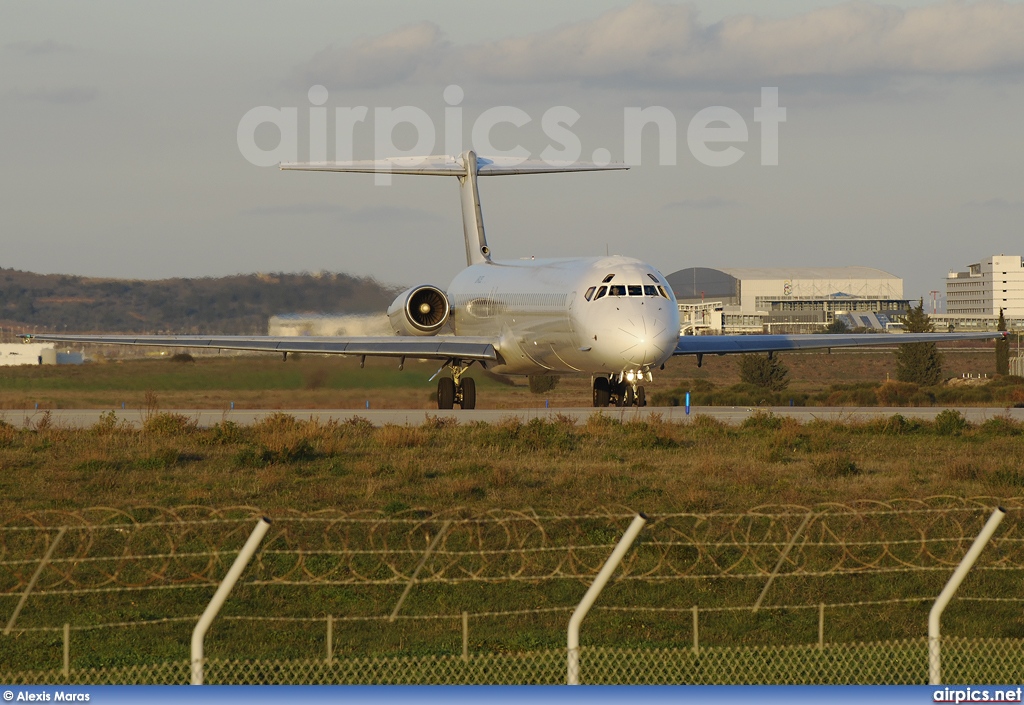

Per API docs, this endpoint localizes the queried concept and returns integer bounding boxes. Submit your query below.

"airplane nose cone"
[616,306,678,367]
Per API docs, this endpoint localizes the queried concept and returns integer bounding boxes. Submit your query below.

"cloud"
[243,202,442,222]
[663,196,739,210]
[294,22,449,89]
[295,1,1024,87]
[966,197,1024,210]
[7,87,98,104]
[4,40,77,56]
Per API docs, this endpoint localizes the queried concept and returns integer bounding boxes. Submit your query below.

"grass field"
[1,412,1023,672]
[1,345,1022,675]
[0,342,1009,410]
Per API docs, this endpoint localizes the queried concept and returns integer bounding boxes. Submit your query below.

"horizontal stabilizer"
[281,154,628,177]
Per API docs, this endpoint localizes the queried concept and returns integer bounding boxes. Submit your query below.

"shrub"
[738,354,789,391]
[741,411,782,431]
[876,381,923,406]
[528,375,560,394]
[143,413,197,435]
[933,409,968,436]
[169,353,195,363]
[812,452,859,478]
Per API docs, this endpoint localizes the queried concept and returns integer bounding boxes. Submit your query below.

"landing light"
[626,370,636,382]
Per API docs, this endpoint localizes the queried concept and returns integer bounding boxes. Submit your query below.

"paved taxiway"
[4,406,1023,428]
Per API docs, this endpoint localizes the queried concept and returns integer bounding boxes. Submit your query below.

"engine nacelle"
[387,285,451,336]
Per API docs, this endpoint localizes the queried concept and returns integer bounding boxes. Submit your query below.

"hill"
[0,269,399,335]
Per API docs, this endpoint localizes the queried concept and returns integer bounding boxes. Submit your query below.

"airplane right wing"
[18,333,500,362]
[674,331,1004,356]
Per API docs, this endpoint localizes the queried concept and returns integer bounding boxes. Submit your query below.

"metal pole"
[462,611,469,664]
[818,603,825,649]
[692,605,699,655]
[326,614,333,666]
[753,511,814,612]
[567,513,647,685]
[389,520,452,622]
[62,623,70,679]
[5,527,66,635]
[191,517,271,685]
[929,507,1005,685]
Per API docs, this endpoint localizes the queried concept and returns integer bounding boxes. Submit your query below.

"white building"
[666,266,906,334]
[946,255,1024,316]
[0,343,56,366]
[268,313,391,337]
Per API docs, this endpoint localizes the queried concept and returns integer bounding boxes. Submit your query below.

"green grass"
[1,413,1023,671]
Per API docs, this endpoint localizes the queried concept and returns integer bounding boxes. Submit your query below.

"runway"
[4,406,1023,428]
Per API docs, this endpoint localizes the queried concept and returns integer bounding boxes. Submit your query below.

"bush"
[738,354,789,391]
[528,375,560,394]
[169,353,195,363]
[812,452,859,478]
[933,409,968,436]
[143,412,197,435]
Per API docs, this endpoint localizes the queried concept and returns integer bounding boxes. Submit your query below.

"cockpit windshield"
[588,274,671,301]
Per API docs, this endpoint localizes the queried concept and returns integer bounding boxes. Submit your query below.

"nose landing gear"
[592,370,649,408]
[437,360,476,410]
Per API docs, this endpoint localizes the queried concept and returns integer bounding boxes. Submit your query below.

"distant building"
[0,343,55,366]
[947,255,1024,316]
[268,313,391,337]
[666,266,907,334]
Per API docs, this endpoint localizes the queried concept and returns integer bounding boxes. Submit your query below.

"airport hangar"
[665,266,909,335]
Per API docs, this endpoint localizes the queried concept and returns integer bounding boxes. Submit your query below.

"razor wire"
[2,497,1024,596]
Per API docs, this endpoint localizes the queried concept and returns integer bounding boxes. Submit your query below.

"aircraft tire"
[460,377,476,409]
[623,386,635,407]
[593,377,611,407]
[437,378,456,409]
[637,386,646,407]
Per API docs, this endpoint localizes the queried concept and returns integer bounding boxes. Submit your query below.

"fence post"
[567,513,647,685]
[191,517,271,685]
[692,605,699,655]
[326,614,333,666]
[4,526,67,635]
[389,520,452,622]
[462,612,469,664]
[62,623,70,679]
[929,507,1005,685]
[818,603,824,649]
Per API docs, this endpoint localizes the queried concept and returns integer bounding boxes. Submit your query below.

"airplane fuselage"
[446,255,680,376]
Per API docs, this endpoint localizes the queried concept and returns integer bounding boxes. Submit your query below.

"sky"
[2,1,1023,304]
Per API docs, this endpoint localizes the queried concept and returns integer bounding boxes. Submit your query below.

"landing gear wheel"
[623,386,635,407]
[437,377,456,410]
[593,377,611,407]
[459,377,476,409]
[637,386,646,407]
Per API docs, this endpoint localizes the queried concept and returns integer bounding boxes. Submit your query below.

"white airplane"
[22,151,1002,409]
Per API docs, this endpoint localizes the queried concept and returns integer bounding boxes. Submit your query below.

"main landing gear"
[436,360,476,410]
[592,371,649,408]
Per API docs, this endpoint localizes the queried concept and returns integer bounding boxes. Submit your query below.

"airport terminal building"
[666,266,908,334]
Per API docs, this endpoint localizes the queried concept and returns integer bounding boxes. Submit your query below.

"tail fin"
[281,151,628,267]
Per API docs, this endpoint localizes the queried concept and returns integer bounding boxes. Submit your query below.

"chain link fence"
[4,500,1024,684]
[3,638,1024,685]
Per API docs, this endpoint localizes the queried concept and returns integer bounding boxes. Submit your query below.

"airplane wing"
[674,332,1004,356]
[17,334,499,362]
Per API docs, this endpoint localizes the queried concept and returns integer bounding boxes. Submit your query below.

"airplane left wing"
[674,332,1004,356]
[18,334,500,362]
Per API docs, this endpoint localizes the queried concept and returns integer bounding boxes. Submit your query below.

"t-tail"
[280,151,628,267]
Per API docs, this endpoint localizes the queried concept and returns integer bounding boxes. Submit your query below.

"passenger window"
[610,285,626,296]
[585,287,595,301]
[602,274,615,283]
[595,286,608,300]
[644,285,656,296]
[628,285,642,296]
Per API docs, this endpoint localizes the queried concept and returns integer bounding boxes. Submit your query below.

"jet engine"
[387,285,450,336]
